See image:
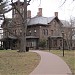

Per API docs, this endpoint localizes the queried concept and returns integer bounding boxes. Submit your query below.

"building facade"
[1,0,74,50]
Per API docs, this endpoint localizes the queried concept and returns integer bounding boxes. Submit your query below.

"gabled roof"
[27,16,56,26]
[1,16,62,27]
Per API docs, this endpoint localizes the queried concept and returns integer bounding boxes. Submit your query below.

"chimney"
[54,12,58,17]
[18,0,20,5]
[37,8,42,16]
[27,10,31,18]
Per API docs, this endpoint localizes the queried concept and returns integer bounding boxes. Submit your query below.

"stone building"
[26,10,63,49]
[1,0,74,50]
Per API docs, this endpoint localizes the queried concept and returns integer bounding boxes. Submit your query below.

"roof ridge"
[31,16,55,19]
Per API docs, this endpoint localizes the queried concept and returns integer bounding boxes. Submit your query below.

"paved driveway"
[30,50,72,75]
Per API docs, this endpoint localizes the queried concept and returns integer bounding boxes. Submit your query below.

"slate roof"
[1,16,62,27]
[27,16,55,25]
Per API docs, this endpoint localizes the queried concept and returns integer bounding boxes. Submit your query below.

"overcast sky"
[5,0,75,20]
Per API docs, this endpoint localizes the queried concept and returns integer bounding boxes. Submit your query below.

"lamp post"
[62,31,64,57]
[48,37,50,51]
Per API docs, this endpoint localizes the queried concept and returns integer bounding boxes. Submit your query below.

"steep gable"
[27,16,56,26]
[27,16,63,26]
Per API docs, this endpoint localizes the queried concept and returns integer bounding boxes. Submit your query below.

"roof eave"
[27,23,48,26]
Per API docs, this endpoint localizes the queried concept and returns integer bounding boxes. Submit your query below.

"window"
[34,29,36,36]
[43,29,48,36]
[46,29,48,35]
[34,29,36,33]
[29,30,31,35]
[60,40,62,46]
[51,30,53,35]
[43,29,45,35]
[54,40,57,47]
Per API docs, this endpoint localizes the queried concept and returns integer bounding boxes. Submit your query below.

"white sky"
[5,0,75,20]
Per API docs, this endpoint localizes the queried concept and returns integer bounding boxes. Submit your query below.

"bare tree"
[69,17,75,50]
[0,0,32,52]
[60,0,75,50]
[63,17,75,50]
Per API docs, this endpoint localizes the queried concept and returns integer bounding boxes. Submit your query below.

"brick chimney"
[37,8,42,16]
[54,12,58,17]
[27,10,31,18]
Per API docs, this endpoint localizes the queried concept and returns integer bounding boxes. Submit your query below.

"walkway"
[30,50,72,75]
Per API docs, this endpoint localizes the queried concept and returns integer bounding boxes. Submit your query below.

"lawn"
[49,50,75,75]
[0,50,41,75]
[0,49,74,75]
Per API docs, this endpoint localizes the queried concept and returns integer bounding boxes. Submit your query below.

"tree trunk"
[18,0,27,52]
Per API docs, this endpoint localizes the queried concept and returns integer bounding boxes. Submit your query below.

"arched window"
[46,29,48,35]
[43,29,48,35]
[43,29,45,35]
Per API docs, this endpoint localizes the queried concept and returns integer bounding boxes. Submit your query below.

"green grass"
[49,50,75,75]
[0,50,41,75]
